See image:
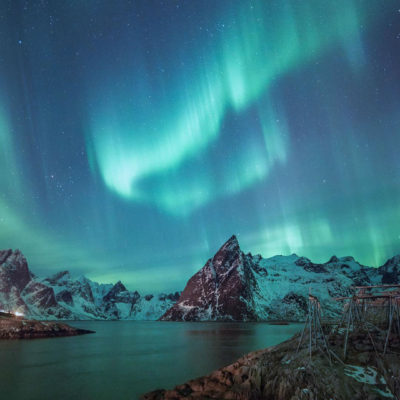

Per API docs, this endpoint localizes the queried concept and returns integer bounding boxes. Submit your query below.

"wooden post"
[296,293,333,365]
[343,300,353,360]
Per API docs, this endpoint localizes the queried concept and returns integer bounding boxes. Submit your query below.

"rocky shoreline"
[142,326,400,400]
[0,317,94,339]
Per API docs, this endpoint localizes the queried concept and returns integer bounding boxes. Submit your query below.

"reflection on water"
[0,321,301,400]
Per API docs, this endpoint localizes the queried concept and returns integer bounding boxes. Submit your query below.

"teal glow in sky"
[87,0,368,215]
[0,0,399,291]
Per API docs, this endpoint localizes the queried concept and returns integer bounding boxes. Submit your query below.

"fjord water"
[0,321,301,400]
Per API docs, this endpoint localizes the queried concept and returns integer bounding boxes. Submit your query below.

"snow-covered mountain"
[2,237,399,322]
[0,249,179,320]
[161,235,400,321]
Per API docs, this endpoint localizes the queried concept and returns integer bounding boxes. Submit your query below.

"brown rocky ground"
[142,326,400,400]
[0,317,94,339]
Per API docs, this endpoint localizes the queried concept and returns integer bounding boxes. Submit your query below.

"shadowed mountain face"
[0,249,179,320]
[161,236,258,321]
[161,236,400,321]
[0,250,31,293]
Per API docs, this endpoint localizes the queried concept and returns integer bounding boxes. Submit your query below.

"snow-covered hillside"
[1,237,399,322]
[161,235,400,321]
[0,249,179,320]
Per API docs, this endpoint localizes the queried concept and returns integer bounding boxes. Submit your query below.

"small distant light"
[18,40,22,45]
[14,311,24,317]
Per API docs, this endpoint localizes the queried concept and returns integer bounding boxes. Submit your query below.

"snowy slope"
[41,274,180,320]
[161,236,400,321]
[0,249,179,320]
[2,239,399,322]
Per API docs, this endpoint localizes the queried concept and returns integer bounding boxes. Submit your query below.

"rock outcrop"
[0,317,94,339]
[142,326,400,399]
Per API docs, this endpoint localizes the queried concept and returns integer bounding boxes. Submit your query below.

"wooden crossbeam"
[352,284,400,289]
[334,294,400,301]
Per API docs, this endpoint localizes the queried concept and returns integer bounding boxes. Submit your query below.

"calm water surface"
[0,321,301,399]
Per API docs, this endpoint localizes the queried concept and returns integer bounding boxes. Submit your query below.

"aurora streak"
[0,0,399,291]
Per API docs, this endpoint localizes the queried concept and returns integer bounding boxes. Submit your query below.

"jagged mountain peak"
[103,280,128,302]
[44,270,71,284]
[76,275,91,284]
[379,255,400,284]
[219,234,240,252]
[0,248,179,321]
[0,248,27,267]
[0,249,13,265]
[0,249,18,265]
[294,256,312,266]
[161,236,400,322]
[0,249,31,292]
[325,255,359,265]
[382,254,400,267]
[161,235,256,321]
[211,234,243,271]
[327,255,339,264]
[113,281,127,292]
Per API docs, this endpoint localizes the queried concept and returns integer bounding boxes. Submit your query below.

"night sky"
[1,1,400,292]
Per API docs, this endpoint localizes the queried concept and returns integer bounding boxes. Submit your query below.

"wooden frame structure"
[296,292,332,364]
[335,284,400,357]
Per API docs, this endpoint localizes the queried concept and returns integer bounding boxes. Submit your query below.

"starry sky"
[0,0,399,292]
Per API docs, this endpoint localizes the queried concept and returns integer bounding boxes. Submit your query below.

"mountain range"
[1,236,399,321]
[160,235,400,321]
[0,249,179,320]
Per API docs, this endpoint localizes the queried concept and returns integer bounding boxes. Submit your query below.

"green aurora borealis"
[0,1,400,291]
